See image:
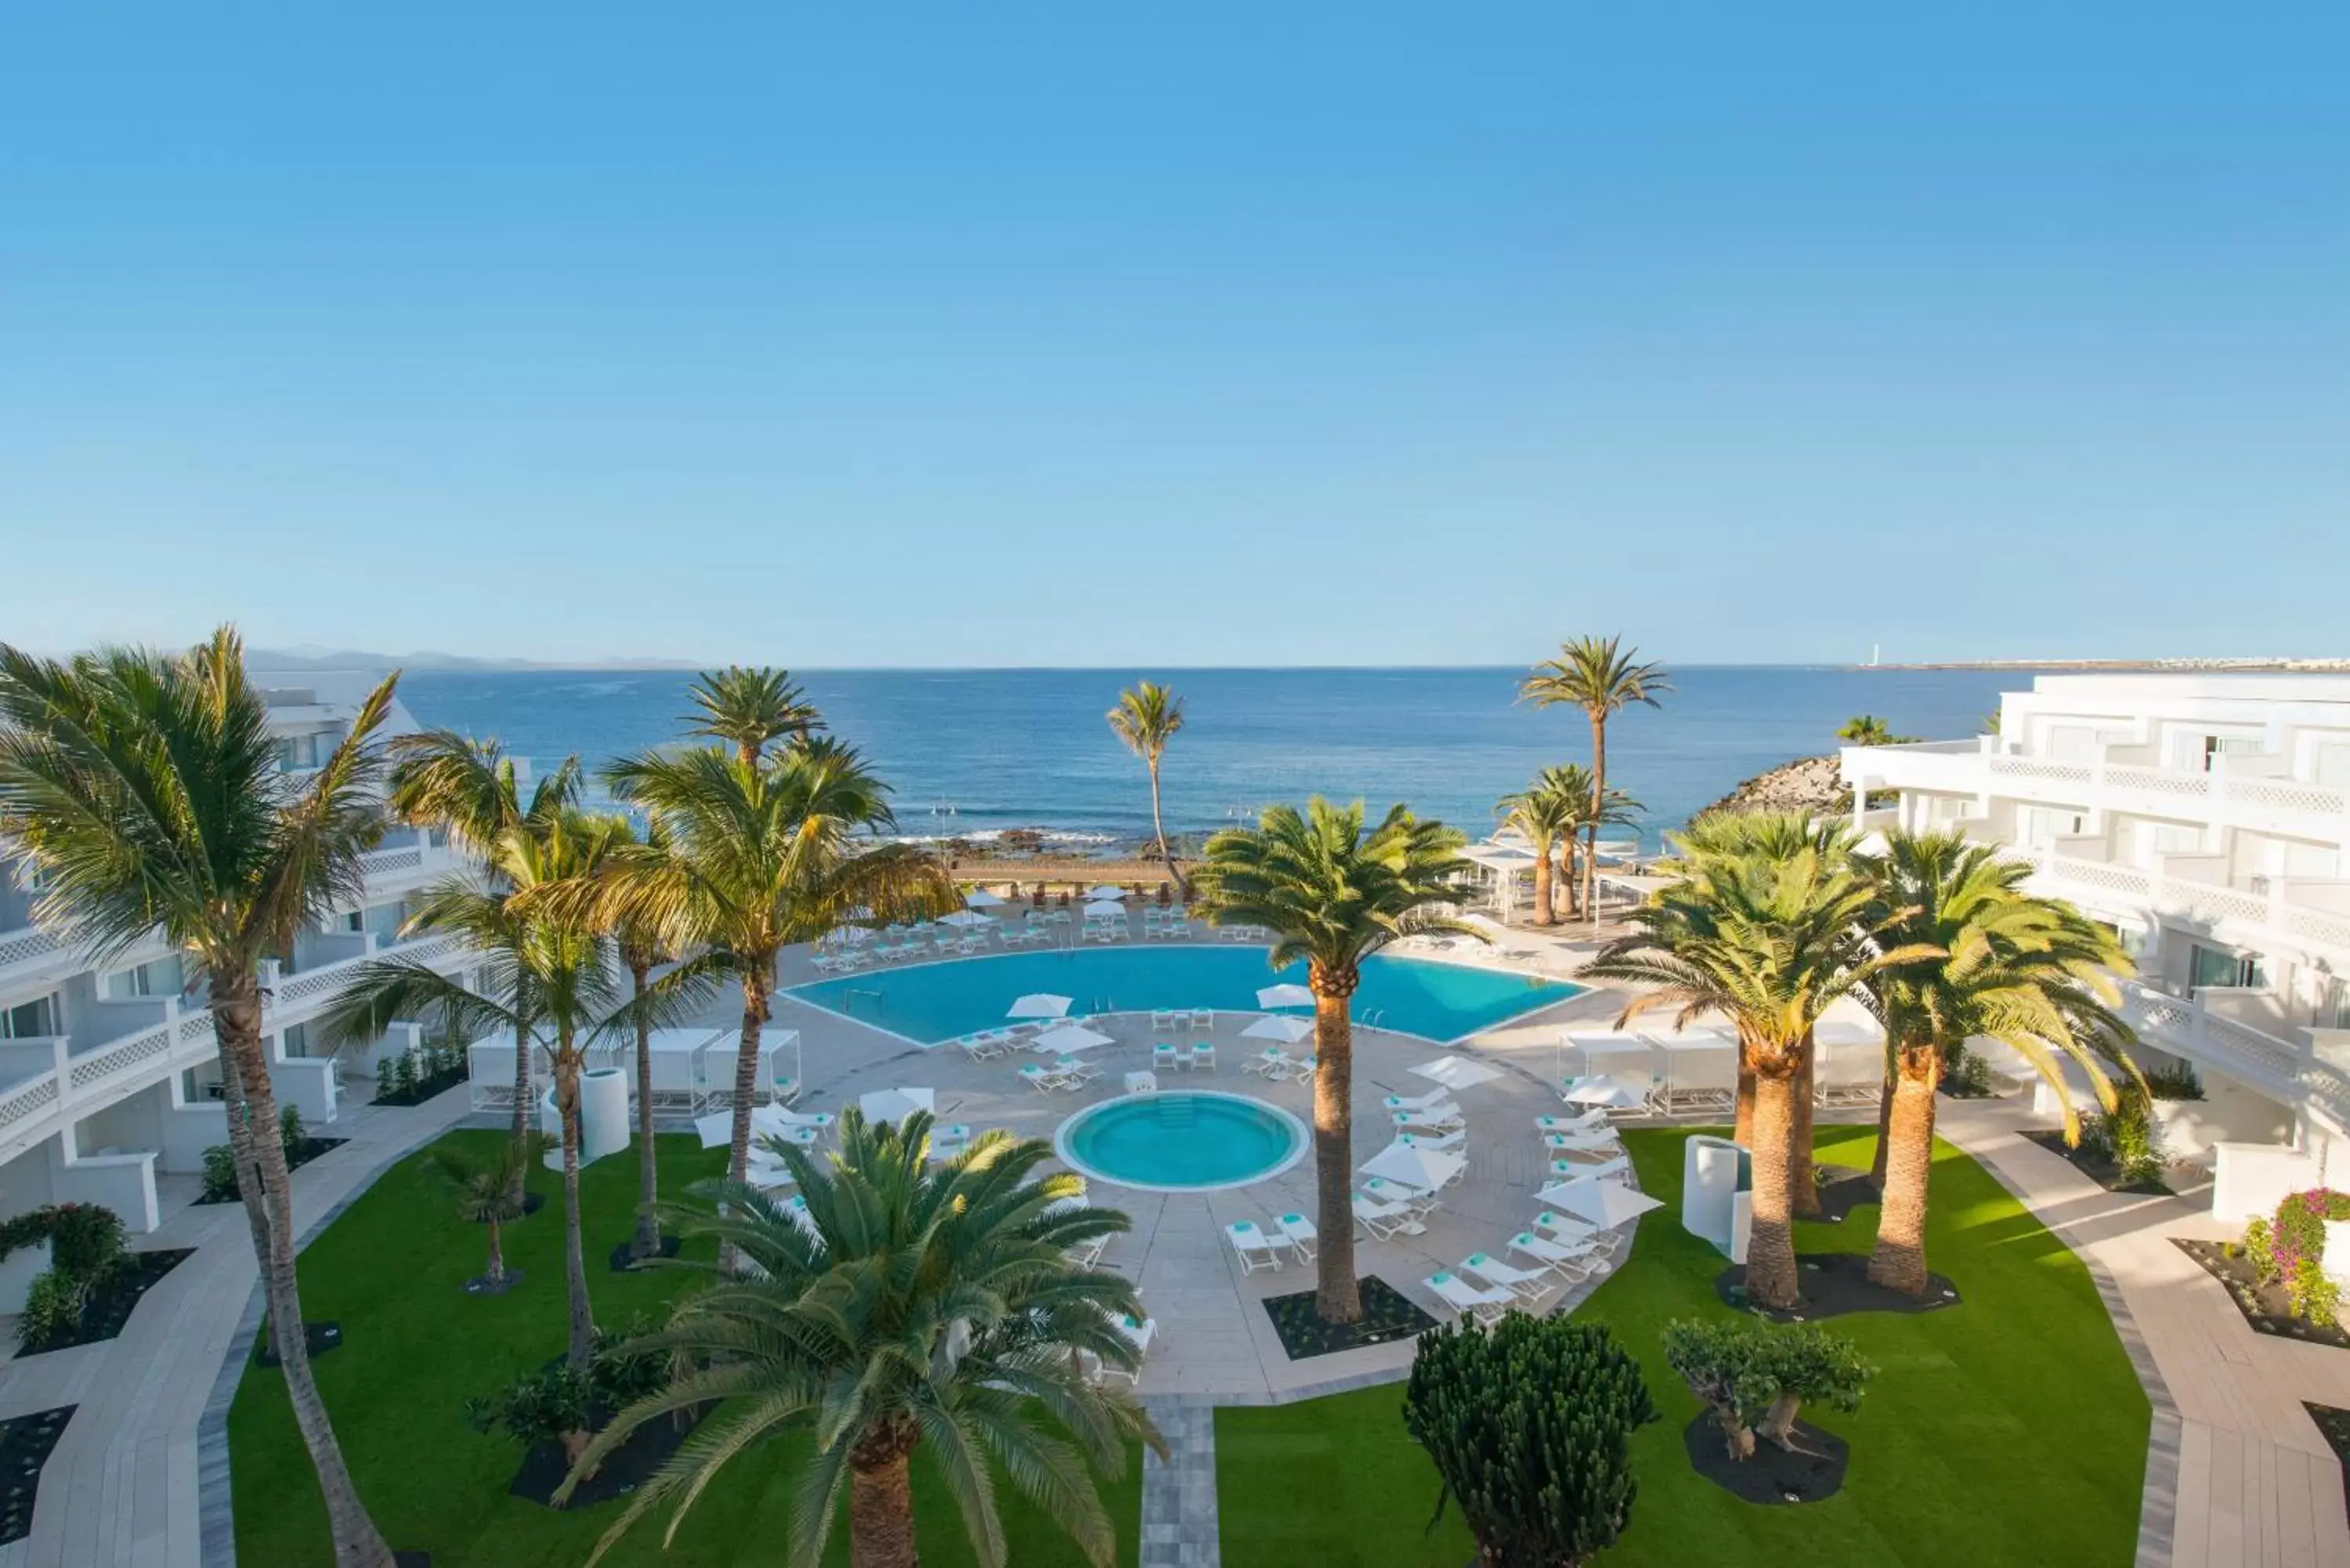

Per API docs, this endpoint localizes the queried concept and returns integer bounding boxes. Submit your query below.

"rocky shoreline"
[1691,753,1852,821]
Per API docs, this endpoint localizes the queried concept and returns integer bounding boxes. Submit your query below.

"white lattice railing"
[0,925,61,973]
[360,846,424,875]
[2105,762,2213,800]
[2226,775,2348,817]
[0,930,474,1143]
[2013,847,2350,965]
[1989,755,2093,785]
[2122,979,2308,1097]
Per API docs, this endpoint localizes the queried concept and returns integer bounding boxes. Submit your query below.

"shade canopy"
[1410,1054,1502,1091]
[859,1086,937,1124]
[1256,983,1314,1010]
[1533,1176,1665,1228]
[1032,1024,1115,1054]
[1359,1141,1466,1190]
[1007,993,1073,1020]
[1561,1030,1652,1057]
[1562,1077,1646,1108]
[1087,886,1128,900]
[963,889,1005,908]
[938,910,990,927]
[1240,1015,1314,1044]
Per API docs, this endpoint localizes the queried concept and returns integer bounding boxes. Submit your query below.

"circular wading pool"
[1054,1092,1307,1193]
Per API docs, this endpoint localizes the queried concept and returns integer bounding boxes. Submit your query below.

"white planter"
[2323,1219,2350,1286]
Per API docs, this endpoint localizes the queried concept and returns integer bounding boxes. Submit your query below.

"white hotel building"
[1841,674,2350,1175]
[0,671,473,1245]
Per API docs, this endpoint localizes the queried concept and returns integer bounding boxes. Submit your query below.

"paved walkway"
[0,1089,475,1568]
[1934,1097,2350,1568]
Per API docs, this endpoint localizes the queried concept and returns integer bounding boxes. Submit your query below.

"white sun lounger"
[1548,1154,1630,1183]
[1394,1127,1467,1154]
[1274,1212,1318,1261]
[1391,1104,1464,1132]
[1019,1063,1074,1093]
[1244,1048,1292,1078]
[1460,1251,1560,1306]
[1532,1210,1603,1244]
[1097,1313,1158,1385]
[1352,1193,1426,1239]
[1426,1271,1515,1324]
[1383,1087,1454,1112]
[1360,1176,1439,1216]
[1543,1129,1620,1154]
[1507,1230,1612,1282]
[1226,1220,1286,1274]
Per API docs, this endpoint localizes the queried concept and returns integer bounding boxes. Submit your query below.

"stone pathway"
[1138,1396,1219,1568]
[0,1089,475,1568]
[1934,1097,2350,1568]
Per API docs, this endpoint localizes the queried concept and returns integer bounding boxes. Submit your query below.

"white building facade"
[1840,673,2350,1172]
[0,671,472,1243]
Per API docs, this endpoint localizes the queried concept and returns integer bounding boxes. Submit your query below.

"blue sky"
[3,5,2345,667]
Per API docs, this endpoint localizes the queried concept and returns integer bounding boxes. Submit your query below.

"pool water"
[787,945,1582,1045]
[1056,1092,1307,1192]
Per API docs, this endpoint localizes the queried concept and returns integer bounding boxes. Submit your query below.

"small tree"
[1660,1317,1875,1461]
[1403,1314,1656,1567]
[428,1133,554,1292]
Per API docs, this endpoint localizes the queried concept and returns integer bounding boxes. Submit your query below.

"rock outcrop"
[1694,754,1853,822]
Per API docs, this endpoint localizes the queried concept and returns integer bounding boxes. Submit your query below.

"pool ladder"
[1354,1007,1388,1031]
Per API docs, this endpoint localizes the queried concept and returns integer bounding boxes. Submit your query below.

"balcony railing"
[1849,739,2350,824]
[2117,978,2350,1137]
[0,930,473,1151]
[2006,846,2350,957]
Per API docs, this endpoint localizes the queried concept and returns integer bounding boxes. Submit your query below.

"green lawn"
[1217,1125,2150,1568]
[228,1131,1143,1567]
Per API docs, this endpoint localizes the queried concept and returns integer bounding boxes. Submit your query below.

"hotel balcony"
[1842,737,2350,842]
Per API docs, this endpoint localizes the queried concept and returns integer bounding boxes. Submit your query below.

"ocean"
[394,665,2017,853]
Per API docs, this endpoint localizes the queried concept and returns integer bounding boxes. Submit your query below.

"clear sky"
[3,5,2345,667]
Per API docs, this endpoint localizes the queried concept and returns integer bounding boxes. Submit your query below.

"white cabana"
[1563,1077,1647,1110]
[1032,1024,1115,1055]
[1558,1028,1656,1094]
[1535,1175,1665,1227]
[1813,1017,1888,1106]
[1256,983,1314,1010]
[1360,1141,1467,1191]
[1409,1054,1503,1092]
[1007,993,1073,1021]
[1649,1028,1739,1115]
[859,1086,938,1124]
[1240,1015,1314,1044]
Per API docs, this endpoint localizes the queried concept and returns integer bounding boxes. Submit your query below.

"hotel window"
[277,732,324,771]
[281,1021,311,1056]
[2319,977,2350,1031]
[2189,944,2264,992]
[103,953,186,1001]
[2,994,58,1039]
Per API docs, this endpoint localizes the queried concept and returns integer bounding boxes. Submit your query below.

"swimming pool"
[786,945,1583,1045]
[1055,1092,1307,1193]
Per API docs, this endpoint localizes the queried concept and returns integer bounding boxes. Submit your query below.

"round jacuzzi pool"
[1054,1092,1308,1193]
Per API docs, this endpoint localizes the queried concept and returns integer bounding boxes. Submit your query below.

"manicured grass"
[1217,1125,2150,1567]
[229,1131,1143,1567]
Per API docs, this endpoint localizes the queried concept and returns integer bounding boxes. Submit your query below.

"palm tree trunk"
[630,960,660,1259]
[556,1051,595,1371]
[1148,755,1186,896]
[1866,1044,1940,1294]
[1311,981,1363,1324]
[848,1447,920,1568]
[1790,1043,1820,1219]
[1587,714,1606,927]
[211,985,396,1568]
[1744,1068,1802,1310]
[1868,1050,1897,1187]
[508,1015,533,1208]
[1530,845,1555,927]
[728,977,769,1183]
[486,1214,505,1285]
[1733,1062,1756,1147]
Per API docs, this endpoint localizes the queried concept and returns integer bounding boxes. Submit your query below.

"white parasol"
[963,889,1005,908]
[1007,993,1073,1021]
[939,910,990,927]
[1256,983,1314,1010]
[1409,1054,1502,1091]
[1563,1077,1646,1109]
[1240,1015,1314,1044]
[1358,1141,1467,1191]
[1533,1175,1664,1228]
[859,1086,938,1124]
[1032,1024,1115,1055]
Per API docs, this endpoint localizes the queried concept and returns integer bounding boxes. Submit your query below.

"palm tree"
[1196,800,1477,1322]
[682,666,822,765]
[606,814,675,1263]
[1495,771,1578,926]
[1853,831,2137,1293]
[1837,715,1916,746]
[0,628,400,1567]
[1584,836,1934,1309]
[428,1132,553,1290]
[600,740,953,1189]
[1521,636,1669,926]
[388,731,581,1185]
[1106,681,1188,893]
[1551,764,1641,921]
[558,1110,1162,1568]
[322,807,629,1369]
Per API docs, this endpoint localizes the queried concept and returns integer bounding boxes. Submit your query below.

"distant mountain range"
[250,645,704,674]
